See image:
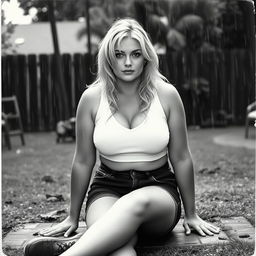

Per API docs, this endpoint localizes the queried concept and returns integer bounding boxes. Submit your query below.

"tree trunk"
[48,0,70,120]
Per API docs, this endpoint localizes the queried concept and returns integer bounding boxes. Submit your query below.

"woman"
[24,18,219,256]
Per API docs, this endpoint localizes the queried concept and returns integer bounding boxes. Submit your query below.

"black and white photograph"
[1,0,255,255]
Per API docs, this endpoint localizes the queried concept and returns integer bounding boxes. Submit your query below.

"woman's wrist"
[184,205,197,219]
[185,211,198,219]
[68,210,80,223]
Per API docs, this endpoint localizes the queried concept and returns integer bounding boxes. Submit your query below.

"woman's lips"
[122,70,134,74]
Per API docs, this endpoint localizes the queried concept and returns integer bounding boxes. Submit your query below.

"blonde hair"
[91,18,167,112]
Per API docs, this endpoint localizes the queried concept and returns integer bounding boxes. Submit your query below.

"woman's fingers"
[208,224,220,233]
[193,225,206,237]
[200,225,214,236]
[64,226,76,237]
[183,219,220,237]
[205,224,220,234]
[196,223,221,236]
[42,228,65,236]
[39,225,67,236]
[38,227,52,234]
[183,222,191,235]
[46,231,66,237]
[35,217,77,237]
[39,227,59,235]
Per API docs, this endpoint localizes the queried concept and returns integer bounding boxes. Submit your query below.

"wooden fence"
[2,50,255,131]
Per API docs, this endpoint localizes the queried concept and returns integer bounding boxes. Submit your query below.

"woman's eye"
[115,52,123,58]
[132,52,141,57]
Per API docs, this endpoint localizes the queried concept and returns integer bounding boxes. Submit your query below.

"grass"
[138,240,254,256]
[2,127,255,255]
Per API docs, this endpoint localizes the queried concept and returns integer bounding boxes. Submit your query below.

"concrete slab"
[213,127,255,149]
[3,217,254,250]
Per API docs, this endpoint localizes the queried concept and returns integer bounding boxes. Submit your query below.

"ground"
[2,126,255,255]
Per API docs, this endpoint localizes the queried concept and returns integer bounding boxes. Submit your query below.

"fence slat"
[27,54,39,131]
[39,54,51,130]
[73,53,87,108]
[17,55,28,130]
[62,54,72,110]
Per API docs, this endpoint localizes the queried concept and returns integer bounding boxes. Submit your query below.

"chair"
[245,101,256,138]
[2,96,25,150]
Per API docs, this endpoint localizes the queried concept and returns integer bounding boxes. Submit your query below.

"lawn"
[2,127,255,256]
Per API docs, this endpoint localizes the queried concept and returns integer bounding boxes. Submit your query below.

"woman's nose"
[125,56,132,66]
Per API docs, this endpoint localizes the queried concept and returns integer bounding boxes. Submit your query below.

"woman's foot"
[24,233,81,256]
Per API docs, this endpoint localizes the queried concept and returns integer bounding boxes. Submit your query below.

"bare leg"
[86,196,119,226]
[108,236,138,256]
[60,186,178,256]
[86,196,138,256]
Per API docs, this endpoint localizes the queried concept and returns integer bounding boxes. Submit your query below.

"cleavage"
[113,99,147,129]
[114,110,147,129]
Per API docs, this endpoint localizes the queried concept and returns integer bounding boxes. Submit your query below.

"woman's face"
[112,37,145,85]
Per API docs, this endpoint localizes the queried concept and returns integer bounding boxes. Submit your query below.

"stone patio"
[3,217,254,250]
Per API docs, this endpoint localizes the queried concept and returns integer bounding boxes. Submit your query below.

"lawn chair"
[2,96,25,149]
[245,101,256,138]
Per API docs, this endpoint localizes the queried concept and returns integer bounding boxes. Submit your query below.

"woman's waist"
[99,154,168,173]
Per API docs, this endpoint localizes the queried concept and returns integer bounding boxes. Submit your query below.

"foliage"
[19,0,85,21]
[218,0,250,48]
[17,0,251,51]
[18,0,224,52]
[182,77,210,125]
[76,0,226,52]
[1,1,17,55]
[164,0,226,51]
[77,0,134,45]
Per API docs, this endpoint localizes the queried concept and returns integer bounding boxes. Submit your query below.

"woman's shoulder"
[80,84,102,104]
[156,80,180,102]
[78,83,102,114]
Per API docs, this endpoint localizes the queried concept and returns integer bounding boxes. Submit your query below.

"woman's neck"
[116,80,140,96]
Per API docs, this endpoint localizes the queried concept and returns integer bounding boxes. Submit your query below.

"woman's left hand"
[183,214,220,236]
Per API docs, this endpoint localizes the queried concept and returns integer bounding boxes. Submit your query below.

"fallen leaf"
[198,167,221,175]
[41,175,55,183]
[218,235,228,240]
[239,234,250,238]
[39,209,66,221]
[46,194,64,201]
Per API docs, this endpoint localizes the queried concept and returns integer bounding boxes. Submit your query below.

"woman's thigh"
[126,185,180,236]
[85,185,180,236]
[85,195,119,227]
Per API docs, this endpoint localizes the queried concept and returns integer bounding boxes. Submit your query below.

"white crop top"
[93,89,170,162]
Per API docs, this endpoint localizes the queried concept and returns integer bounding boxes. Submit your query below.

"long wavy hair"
[91,18,167,113]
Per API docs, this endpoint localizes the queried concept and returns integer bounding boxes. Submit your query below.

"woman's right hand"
[38,216,78,237]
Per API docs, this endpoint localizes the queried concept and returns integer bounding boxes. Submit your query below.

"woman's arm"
[68,89,97,222]
[39,88,98,237]
[160,83,219,236]
[166,87,196,218]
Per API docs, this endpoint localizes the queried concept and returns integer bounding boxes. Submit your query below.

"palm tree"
[1,5,17,55]
[77,0,134,53]
[165,0,225,51]
[76,0,226,53]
